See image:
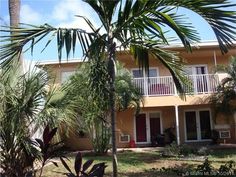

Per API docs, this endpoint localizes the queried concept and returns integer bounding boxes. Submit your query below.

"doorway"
[185,110,212,142]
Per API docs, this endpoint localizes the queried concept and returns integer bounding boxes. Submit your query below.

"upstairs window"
[132,68,158,78]
[184,65,207,75]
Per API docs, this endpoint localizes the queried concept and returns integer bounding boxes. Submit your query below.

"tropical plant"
[60,152,106,177]
[211,56,236,118]
[0,65,45,177]
[35,125,68,177]
[59,61,142,154]
[0,65,72,177]
[1,1,236,176]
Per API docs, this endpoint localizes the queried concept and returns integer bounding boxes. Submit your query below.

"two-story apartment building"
[39,41,236,150]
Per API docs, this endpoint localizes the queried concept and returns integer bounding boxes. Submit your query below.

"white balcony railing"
[132,74,220,96]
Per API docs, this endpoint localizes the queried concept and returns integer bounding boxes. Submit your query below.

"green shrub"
[158,159,236,176]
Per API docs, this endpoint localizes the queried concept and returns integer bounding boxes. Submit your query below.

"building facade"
[39,42,236,150]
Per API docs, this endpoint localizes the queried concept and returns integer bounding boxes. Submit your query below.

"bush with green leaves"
[160,158,236,176]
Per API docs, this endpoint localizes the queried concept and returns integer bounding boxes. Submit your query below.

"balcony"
[132,74,222,96]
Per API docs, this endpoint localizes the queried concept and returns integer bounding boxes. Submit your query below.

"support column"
[175,105,180,145]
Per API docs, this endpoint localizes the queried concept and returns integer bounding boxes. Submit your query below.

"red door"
[136,114,147,142]
[150,118,161,141]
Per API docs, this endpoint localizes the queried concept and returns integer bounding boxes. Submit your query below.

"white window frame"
[184,108,213,143]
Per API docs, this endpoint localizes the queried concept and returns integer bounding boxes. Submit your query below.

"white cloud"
[20,4,42,24]
[52,0,101,32]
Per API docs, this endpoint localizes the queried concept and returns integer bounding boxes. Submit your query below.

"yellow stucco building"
[39,41,236,150]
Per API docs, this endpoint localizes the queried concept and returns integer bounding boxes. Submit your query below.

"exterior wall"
[116,104,236,147]
[214,113,236,144]
[43,62,81,86]
[117,46,235,77]
[116,106,176,148]
[41,45,235,87]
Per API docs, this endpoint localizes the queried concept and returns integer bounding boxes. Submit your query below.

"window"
[132,68,158,78]
[132,69,143,78]
[61,71,75,83]
[149,69,158,77]
[184,65,207,75]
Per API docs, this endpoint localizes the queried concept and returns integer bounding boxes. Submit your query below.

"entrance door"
[149,113,161,142]
[185,110,211,141]
[135,114,147,142]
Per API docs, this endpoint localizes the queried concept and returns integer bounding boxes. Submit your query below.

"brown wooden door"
[136,114,147,142]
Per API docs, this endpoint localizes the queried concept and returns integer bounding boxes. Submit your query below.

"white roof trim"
[37,41,236,65]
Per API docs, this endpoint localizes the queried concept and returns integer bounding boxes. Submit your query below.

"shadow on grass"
[82,151,162,166]
[208,148,236,158]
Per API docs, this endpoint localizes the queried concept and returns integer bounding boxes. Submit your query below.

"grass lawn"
[41,148,236,177]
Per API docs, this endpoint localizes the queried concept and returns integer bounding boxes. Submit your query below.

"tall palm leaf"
[1,1,236,176]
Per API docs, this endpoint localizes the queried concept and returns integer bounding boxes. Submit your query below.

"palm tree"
[211,56,236,118]
[1,1,236,176]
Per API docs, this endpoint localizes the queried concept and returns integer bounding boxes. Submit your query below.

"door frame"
[184,108,213,142]
[134,111,163,144]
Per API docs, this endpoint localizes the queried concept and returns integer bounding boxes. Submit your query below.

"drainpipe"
[175,105,180,145]
[213,51,217,67]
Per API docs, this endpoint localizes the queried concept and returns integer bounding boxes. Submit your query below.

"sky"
[0,0,236,62]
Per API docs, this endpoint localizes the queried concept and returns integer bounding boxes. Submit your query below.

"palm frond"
[162,0,236,53]
[130,40,190,98]
[0,24,96,71]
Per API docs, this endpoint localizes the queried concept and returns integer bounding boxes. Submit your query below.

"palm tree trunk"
[9,0,20,29]
[108,38,118,177]
[9,0,22,66]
